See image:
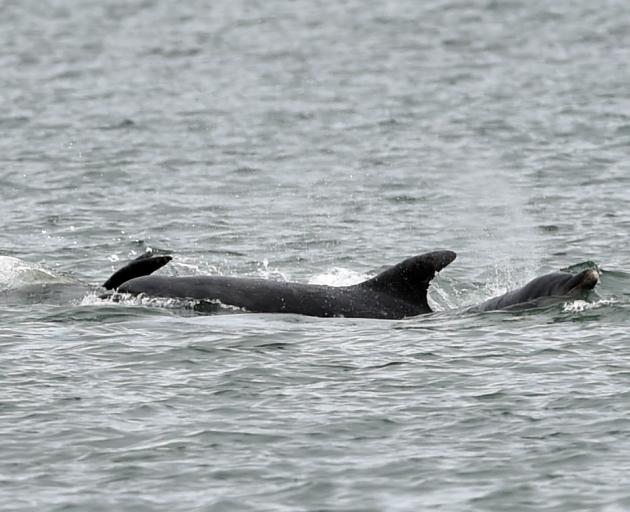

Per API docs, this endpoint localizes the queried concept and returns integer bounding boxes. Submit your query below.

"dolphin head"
[538,268,600,299]
[563,268,599,295]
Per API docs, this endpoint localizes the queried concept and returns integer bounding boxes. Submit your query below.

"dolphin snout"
[573,268,599,291]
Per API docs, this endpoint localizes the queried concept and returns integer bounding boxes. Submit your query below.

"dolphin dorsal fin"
[103,253,173,290]
[359,250,456,312]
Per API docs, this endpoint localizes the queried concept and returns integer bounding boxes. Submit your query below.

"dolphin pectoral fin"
[102,254,173,290]
[359,250,456,312]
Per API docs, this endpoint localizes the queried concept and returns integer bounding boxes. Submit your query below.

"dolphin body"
[105,250,457,320]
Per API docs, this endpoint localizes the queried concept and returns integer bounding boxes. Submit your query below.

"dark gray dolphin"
[473,268,599,312]
[105,250,457,319]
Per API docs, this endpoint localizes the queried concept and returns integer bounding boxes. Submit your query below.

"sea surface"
[1,1,630,510]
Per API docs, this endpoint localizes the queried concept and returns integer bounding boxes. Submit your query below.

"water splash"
[255,258,289,281]
[0,255,74,291]
[308,267,367,286]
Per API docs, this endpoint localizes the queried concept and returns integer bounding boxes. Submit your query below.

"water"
[2,0,630,510]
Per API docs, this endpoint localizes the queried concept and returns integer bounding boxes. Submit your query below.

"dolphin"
[472,268,600,312]
[104,250,457,319]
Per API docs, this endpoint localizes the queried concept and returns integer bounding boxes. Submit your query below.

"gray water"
[2,1,630,510]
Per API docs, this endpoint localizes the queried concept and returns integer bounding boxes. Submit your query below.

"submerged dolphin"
[103,251,600,318]
[104,250,457,319]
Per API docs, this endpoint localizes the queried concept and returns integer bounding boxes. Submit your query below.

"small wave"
[0,255,75,290]
[561,260,600,273]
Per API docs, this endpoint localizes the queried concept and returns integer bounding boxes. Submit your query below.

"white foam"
[80,291,109,306]
[96,292,244,313]
[562,298,617,313]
